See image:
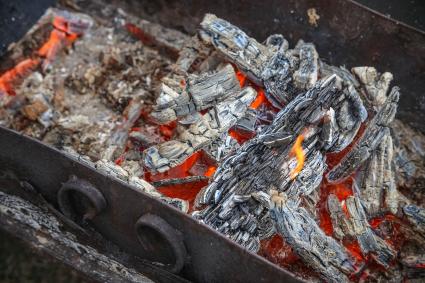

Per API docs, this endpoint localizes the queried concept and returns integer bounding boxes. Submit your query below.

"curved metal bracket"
[135,214,187,274]
[57,175,106,222]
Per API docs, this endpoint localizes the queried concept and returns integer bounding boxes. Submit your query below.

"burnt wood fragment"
[327,87,399,183]
[345,196,396,267]
[150,64,241,124]
[269,191,355,283]
[144,87,256,172]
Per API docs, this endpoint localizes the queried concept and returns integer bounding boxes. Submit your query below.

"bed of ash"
[0,4,424,283]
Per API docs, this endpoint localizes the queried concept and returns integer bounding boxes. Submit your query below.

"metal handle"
[57,175,106,222]
[135,214,187,274]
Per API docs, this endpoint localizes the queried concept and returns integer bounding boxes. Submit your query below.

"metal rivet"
[135,214,187,274]
[58,175,106,222]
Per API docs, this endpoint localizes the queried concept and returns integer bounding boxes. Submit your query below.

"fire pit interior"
[0,0,424,282]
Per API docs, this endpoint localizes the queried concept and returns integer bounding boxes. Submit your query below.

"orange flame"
[290,134,305,179]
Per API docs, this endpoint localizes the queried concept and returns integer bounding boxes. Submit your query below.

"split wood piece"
[174,35,215,73]
[327,194,355,240]
[328,194,396,268]
[144,87,256,173]
[319,62,361,89]
[199,190,275,252]
[202,132,240,163]
[269,191,355,283]
[233,108,258,135]
[261,36,295,108]
[345,196,396,267]
[150,64,241,124]
[293,40,319,90]
[327,83,367,153]
[403,204,425,239]
[327,87,399,183]
[102,96,145,161]
[199,14,271,84]
[151,176,209,187]
[319,63,368,153]
[391,119,425,194]
[352,66,393,109]
[356,132,401,216]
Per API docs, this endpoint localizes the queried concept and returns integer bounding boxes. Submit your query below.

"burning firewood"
[193,75,341,249]
[199,14,321,109]
[345,196,396,267]
[269,190,355,282]
[1,5,424,283]
[144,85,256,172]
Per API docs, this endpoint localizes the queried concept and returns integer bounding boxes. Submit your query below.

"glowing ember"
[145,150,215,182]
[39,13,86,68]
[0,59,40,96]
[234,67,275,110]
[114,151,127,166]
[146,150,215,212]
[38,28,78,68]
[157,179,209,212]
[125,23,155,46]
[369,214,397,229]
[204,165,216,177]
[250,88,268,109]
[52,13,89,35]
[0,14,85,97]
[368,213,404,252]
[259,235,299,267]
[158,120,177,140]
[235,70,247,87]
[344,240,365,262]
[290,134,305,179]
[317,183,334,236]
[228,128,254,144]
